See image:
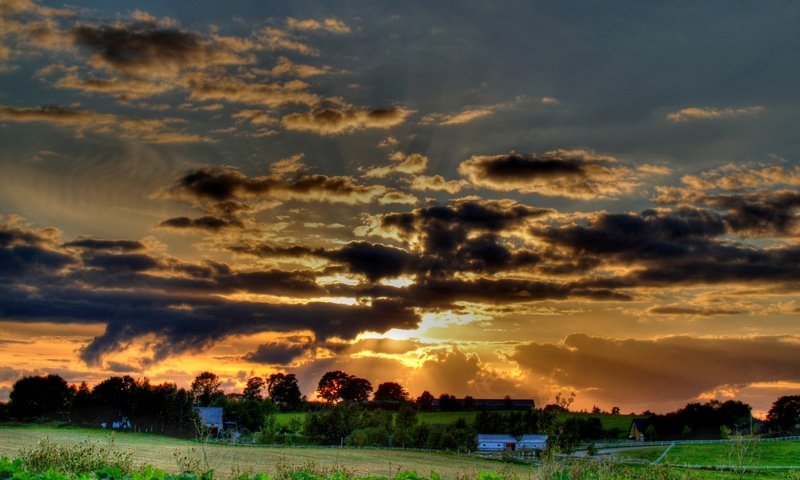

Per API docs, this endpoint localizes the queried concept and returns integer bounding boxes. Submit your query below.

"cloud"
[666,106,764,123]
[421,107,495,126]
[282,105,411,135]
[0,104,212,143]
[363,152,428,178]
[513,334,800,405]
[458,150,657,199]
[168,165,398,206]
[69,23,250,76]
[286,18,351,34]
[243,341,312,365]
[267,56,332,78]
[63,239,146,252]
[158,216,244,232]
[646,306,743,316]
[409,175,466,194]
[182,72,319,107]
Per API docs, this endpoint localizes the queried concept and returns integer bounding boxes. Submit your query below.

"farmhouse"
[476,434,518,451]
[628,418,652,441]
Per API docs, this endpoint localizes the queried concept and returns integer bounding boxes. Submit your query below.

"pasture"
[2,426,800,479]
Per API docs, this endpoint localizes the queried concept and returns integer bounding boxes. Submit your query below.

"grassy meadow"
[3,425,800,479]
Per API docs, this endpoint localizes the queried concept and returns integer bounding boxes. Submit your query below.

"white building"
[476,434,518,451]
[517,434,548,450]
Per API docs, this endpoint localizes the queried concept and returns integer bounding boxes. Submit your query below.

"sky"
[1,0,800,416]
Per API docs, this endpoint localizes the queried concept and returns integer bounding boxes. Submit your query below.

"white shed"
[476,434,517,451]
[517,434,548,451]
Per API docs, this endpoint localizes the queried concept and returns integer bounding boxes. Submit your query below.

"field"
[2,426,800,479]
[0,426,536,479]
[274,411,643,433]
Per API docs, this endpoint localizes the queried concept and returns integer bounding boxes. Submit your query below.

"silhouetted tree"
[438,393,458,411]
[373,382,408,404]
[340,376,372,402]
[317,371,372,403]
[242,376,265,400]
[317,370,350,403]
[191,371,223,406]
[416,391,434,411]
[767,395,800,434]
[267,373,302,410]
[92,375,137,424]
[9,374,72,420]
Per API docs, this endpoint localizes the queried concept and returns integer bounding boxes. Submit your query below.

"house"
[197,406,224,432]
[476,434,518,451]
[517,434,548,451]
[628,418,651,441]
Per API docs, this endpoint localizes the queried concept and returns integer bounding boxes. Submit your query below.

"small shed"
[628,419,651,441]
[197,407,224,431]
[517,434,548,451]
[477,434,517,451]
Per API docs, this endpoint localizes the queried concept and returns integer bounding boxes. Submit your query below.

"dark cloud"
[712,191,800,236]
[82,252,159,272]
[69,23,247,74]
[170,165,391,205]
[647,306,743,316]
[458,150,660,199]
[513,334,800,404]
[243,341,310,365]
[158,215,243,231]
[64,239,145,251]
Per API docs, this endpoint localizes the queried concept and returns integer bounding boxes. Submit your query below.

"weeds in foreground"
[18,434,134,476]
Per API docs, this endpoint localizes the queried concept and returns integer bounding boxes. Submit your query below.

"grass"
[4,426,800,479]
[275,410,644,433]
[661,440,800,467]
[0,426,538,480]
[610,446,669,463]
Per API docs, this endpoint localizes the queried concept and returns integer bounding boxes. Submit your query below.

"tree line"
[2,369,800,450]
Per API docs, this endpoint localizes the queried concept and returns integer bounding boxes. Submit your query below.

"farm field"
[0,426,536,479]
[2,426,800,479]
[274,410,644,433]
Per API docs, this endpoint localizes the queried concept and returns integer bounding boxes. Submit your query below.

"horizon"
[1,1,799,419]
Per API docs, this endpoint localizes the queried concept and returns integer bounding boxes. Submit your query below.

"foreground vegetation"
[3,426,800,479]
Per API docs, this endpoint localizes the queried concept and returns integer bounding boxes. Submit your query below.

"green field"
[274,411,644,433]
[661,440,800,467]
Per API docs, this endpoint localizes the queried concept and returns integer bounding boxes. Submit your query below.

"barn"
[476,434,518,451]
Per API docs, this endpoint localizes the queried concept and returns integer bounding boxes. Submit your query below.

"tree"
[191,371,223,406]
[767,395,800,434]
[9,374,72,420]
[92,375,138,423]
[341,376,373,402]
[395,404,418,448]
[316,371,372,403]
[416,391,434,411]
[267,373,302,410]
[373,382,408,404]
[611,406,621,415]
[317,371,350,403]
[243,377,265,400]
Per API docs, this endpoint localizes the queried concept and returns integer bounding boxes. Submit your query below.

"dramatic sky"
[1,0,800,415]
